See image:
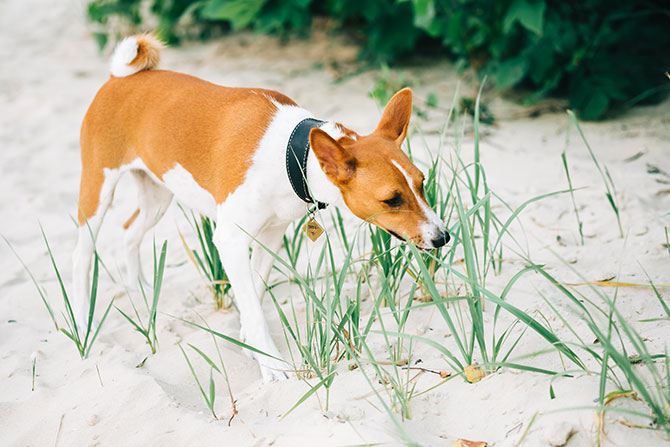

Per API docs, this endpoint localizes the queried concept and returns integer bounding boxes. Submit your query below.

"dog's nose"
[431,230,450,248]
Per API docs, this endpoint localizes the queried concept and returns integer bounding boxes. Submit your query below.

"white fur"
[163,163,217,219]
[72,166,123,332]
[110,36,140,77]
[124,170,173,288]
[208,103,347,381]
[391,160,445,247]
[306,121,347,207]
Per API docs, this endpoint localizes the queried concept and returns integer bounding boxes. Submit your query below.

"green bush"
[87,0,669,119]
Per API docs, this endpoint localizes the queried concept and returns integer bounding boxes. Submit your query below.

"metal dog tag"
[303,216,324,242]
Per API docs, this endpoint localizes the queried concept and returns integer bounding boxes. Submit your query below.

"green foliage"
[415,0,669,119]
[87,0,668,119]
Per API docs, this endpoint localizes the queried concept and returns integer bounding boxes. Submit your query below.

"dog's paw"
[257,348,291,382]
[240,326,290,381]
[260,360,290,382]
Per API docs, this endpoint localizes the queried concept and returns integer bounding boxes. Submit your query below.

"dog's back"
[79,38,295,223]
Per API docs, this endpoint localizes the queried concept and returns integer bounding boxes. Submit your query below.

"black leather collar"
[286,118,328,210]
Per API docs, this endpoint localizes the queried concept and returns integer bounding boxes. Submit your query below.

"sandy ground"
[1,1,670,446]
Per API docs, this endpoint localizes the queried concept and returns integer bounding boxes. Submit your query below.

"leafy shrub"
[418,0,670,119]
[87,0,669,119]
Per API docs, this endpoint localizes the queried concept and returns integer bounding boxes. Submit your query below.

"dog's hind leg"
[72,167,122,334]
[123,170,173,290]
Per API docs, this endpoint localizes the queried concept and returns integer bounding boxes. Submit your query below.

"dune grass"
[225,90,666,444]
[179,208,231,310]
[11,80,667,446]
[546,255,670,438]
[5,227,114,359]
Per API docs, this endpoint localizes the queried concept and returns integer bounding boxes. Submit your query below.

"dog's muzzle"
[431,230,450,248]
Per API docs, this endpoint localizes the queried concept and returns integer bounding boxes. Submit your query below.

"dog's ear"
[310,128,357,184]
[374,87,412,144]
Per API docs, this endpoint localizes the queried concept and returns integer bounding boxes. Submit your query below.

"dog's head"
[310,88,449,250]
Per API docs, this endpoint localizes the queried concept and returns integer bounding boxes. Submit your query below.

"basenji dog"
[73,33,450,381]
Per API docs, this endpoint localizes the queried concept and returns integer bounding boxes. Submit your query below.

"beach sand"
[1,1,669,446]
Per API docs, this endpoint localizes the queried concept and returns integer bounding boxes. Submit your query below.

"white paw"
[244,337,290,381]
[259,358,290,382]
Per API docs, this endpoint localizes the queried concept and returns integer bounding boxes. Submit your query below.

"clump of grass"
[543,257,670,438]
[368,225,408,309]
[4,228,114,359]
[394,85,580,379]
[116,240,167,354]
[180,209,231,310]
[268,228,354,393]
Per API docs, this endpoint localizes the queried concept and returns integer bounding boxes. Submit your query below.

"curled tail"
[110,33,164,78]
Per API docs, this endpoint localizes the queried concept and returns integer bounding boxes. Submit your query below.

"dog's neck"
[304,121,347,209]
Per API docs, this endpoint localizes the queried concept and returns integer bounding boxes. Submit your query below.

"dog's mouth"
[386,229,404,241]
[384,229,432,251]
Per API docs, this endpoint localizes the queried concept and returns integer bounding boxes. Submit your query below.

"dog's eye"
[383,193,403,208]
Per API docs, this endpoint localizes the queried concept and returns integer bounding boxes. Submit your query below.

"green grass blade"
[179,345,213,414]
[208,368,216,409]
[2,235,58,330]
[175,316,285,363]
[40,225,79,339]
[560,151,584,245]
[84,296,115,358]
[149,240,168,335]
[115,306,147,335]
[83,252,100,348]
[188,343,222,374]
[282,370,336,420]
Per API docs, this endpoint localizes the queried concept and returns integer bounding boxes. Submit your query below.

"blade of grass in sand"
[2,235,58,330]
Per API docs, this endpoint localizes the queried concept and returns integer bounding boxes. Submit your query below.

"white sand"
[1,1,669,446]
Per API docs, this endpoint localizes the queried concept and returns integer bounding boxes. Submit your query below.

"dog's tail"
[110,33,164,78]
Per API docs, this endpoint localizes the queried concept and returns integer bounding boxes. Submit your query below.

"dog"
[72,33,450,381]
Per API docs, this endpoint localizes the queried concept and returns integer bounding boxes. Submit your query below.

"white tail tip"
[110,33,164,78]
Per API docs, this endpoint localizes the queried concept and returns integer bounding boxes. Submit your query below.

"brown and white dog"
[73,34,449,381]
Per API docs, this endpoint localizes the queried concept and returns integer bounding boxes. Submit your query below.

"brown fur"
[128,33,164,72]
[122,208,141,230]
[310,89,431,246]
[78,69,295,224]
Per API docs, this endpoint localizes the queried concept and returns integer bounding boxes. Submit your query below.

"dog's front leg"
[251,222,289,301]
[213,222,289,382]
